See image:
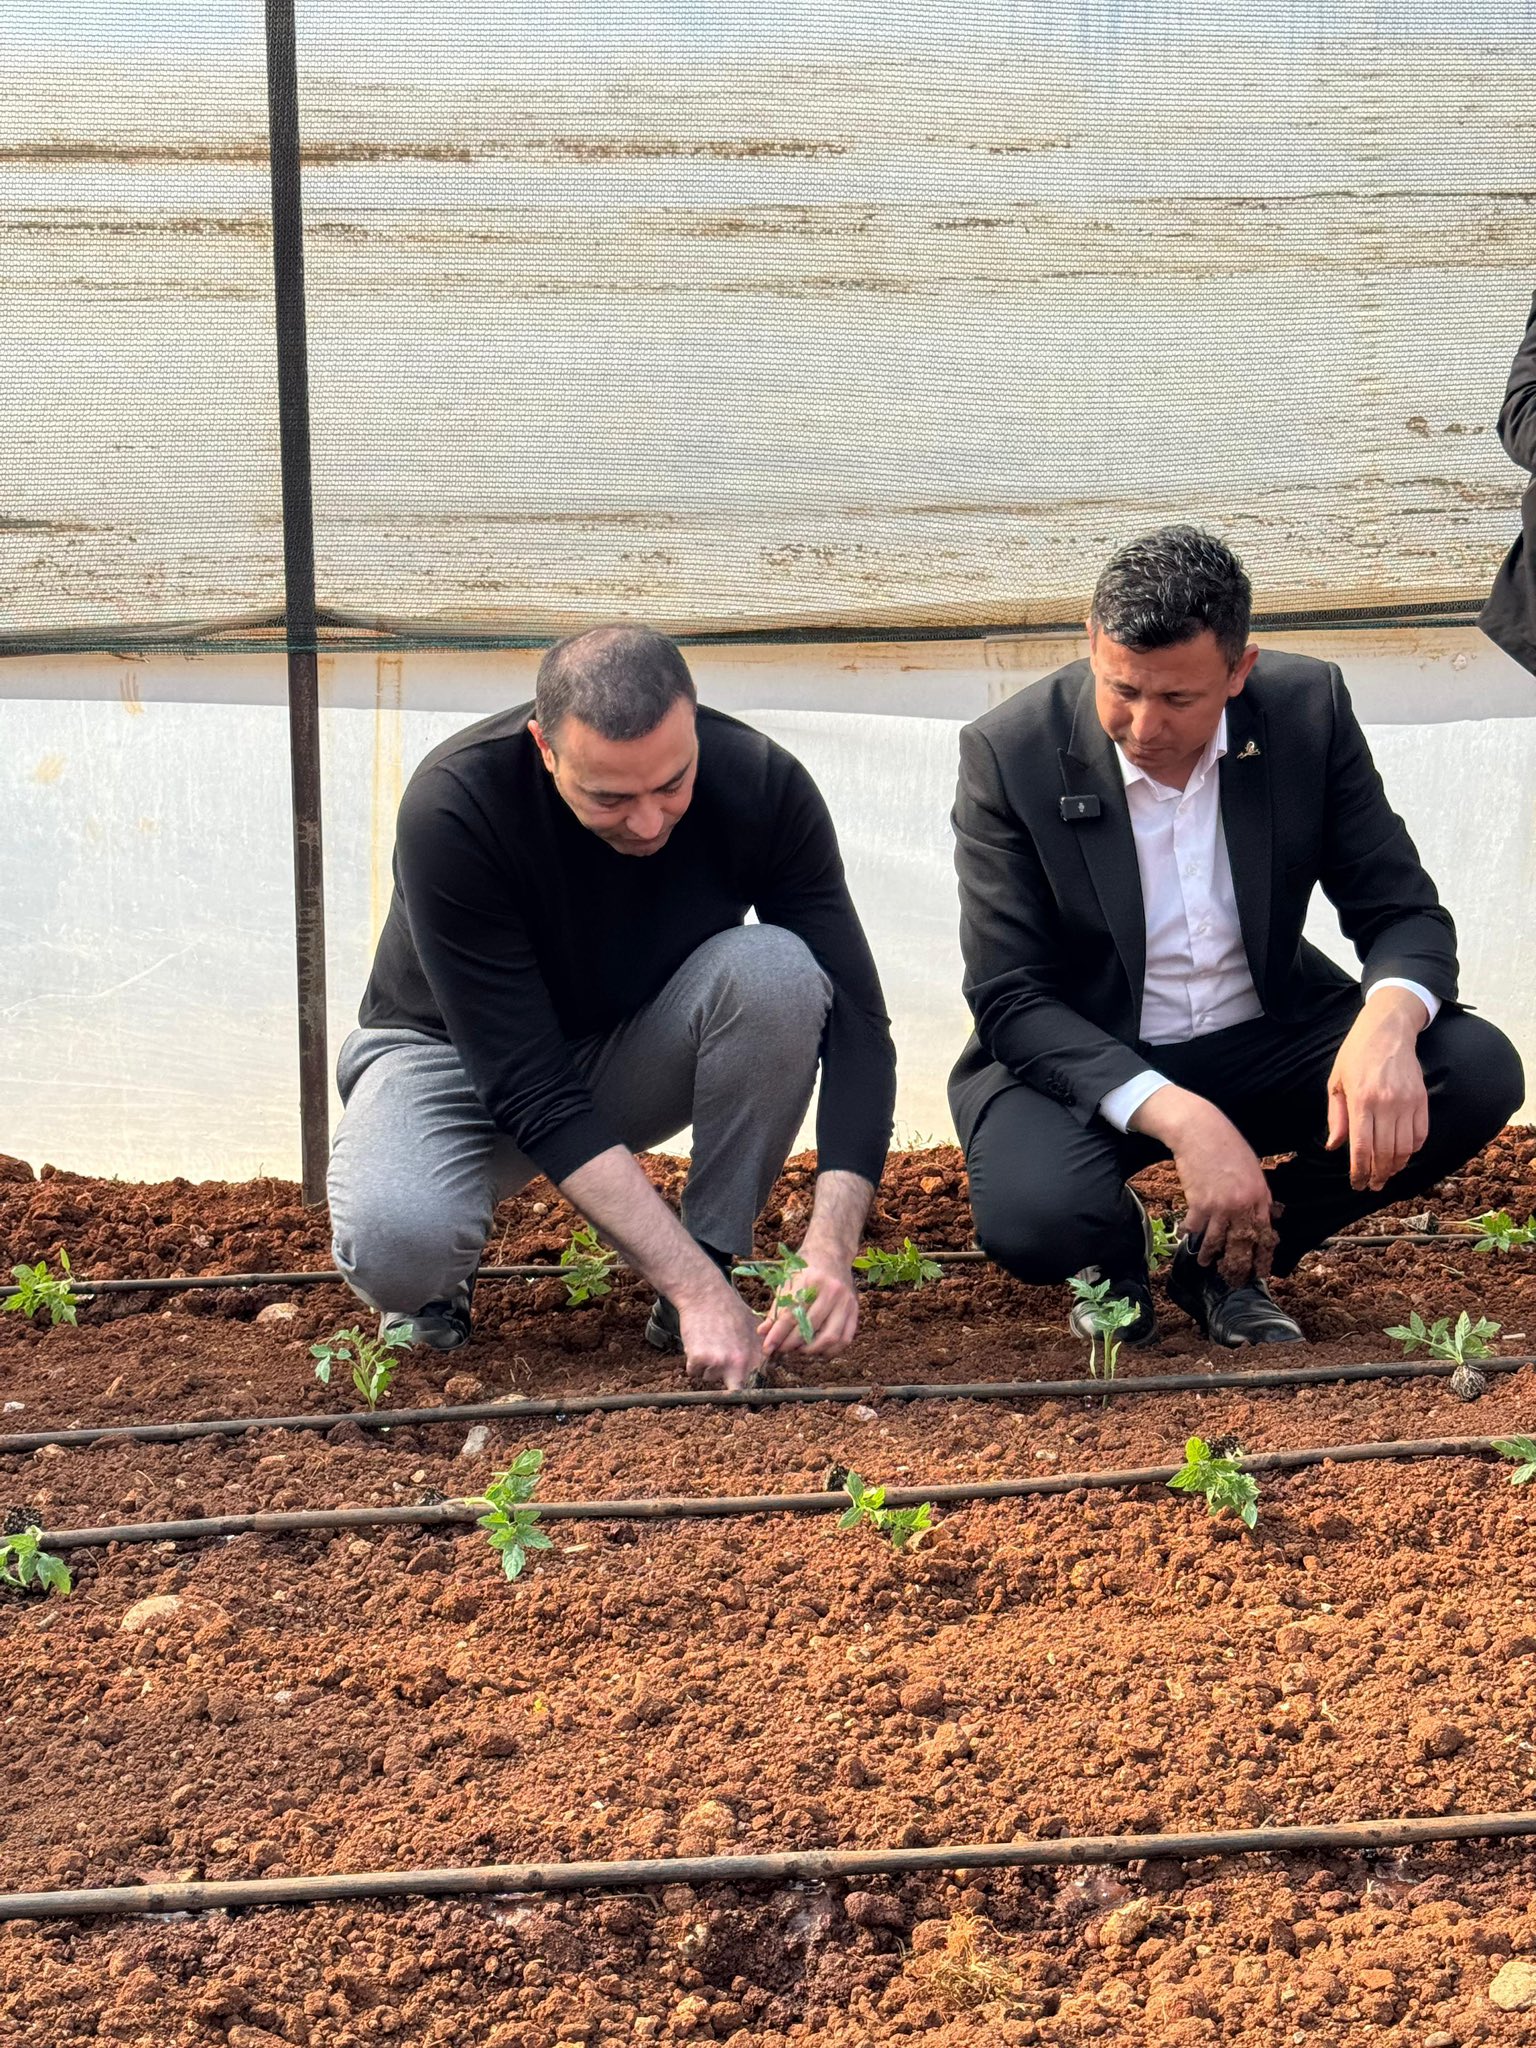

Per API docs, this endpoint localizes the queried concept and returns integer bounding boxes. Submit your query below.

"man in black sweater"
[950,527,1522,1350]
[1481,287,1536,677]
[330,625,896,1390]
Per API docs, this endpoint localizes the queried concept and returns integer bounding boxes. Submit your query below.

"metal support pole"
[264,0,329,1206]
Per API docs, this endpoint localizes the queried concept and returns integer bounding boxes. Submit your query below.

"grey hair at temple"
[534,625,698,745]
[1090,525,1253,669]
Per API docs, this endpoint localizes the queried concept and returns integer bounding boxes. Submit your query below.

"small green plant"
[310,1324,410,1410]
[1470,1210,1536,1254]
[0,1526,72,1597]
[558,1223,618,1305]
[853,1239,943,1289]
[1385,1309,1500,1401]
[1148,1217,1180,1270]
[3,1251,79,1328]
[1067,1275,1140,1381]
[1167,1436,1260,1530]
[838,1470,934,1551]
[738,1243,819,1343]
[1494,1435,1536,1485]
[476,1448,552,1580]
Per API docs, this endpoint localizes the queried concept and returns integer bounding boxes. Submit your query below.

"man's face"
[1088,622,1258,789]
[528,696,699,856]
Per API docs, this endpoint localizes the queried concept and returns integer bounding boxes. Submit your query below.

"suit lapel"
[1062,674,1146,1016]
[1218,690,1273,994]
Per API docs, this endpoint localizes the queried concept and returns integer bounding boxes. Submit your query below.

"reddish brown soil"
[6,1136,1536,2047]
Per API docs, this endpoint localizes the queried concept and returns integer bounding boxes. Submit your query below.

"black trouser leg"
[1156,1003,1525,1277]
[964,1082,1162,1286]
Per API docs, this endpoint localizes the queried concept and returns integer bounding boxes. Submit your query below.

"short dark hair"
[1089,525,1253,668]
[534,625,697,744]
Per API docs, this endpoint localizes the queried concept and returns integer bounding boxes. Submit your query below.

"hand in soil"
[677,1280,766,1390]
[760,1256,859,1360]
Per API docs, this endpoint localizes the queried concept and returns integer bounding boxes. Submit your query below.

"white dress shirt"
[1097,712,1439,1133]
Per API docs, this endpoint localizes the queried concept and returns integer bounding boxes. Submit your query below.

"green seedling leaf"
[310,1324,410,1408]
[853,1239,944,1290]
[559,1224,618,1306]
[3,1250,80,1328]
[1067,1275,1141,1381]
[1493,1435,1536,1485]
[1168,1435,1260,1530]
[0,1525,73,1597]
[1471,1210,1536,1254]
[1385,1309,1500,1367]
[837,1469,935,1551]
[477,1449,550,1581]
[1148,1217,1180,1271]
[738,1243,819,1343]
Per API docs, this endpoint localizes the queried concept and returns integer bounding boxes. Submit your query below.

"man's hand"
[1132,1086,1278,1284]
[675,1277,766,1391]
[760,1167,873,1361]
[1326,986,1431,1191]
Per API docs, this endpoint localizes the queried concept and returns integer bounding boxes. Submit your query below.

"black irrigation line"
[4,1809,1533,1923]
[3,1356,1532,1458]
[56,1228,1497,1299]
[30,1433,1523,1552]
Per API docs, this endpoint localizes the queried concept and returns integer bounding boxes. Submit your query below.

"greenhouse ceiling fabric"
[2,1,1533,649]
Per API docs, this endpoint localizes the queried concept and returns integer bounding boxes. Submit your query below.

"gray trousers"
[328,924,834,1316]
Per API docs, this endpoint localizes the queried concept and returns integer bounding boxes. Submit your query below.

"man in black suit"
[950,526,1523,1348]
[1481,289,1536,676]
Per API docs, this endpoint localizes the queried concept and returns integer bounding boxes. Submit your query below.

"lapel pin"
[1237,740,1261,760]
[1059,794,1102,822]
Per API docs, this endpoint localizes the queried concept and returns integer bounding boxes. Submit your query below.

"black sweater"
[360,703,896,1186]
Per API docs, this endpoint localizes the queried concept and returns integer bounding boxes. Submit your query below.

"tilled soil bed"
[6,1136,1536,2048]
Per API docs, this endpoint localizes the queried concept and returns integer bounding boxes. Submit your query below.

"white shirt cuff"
[1368,978,1441,1027]
[1098,1069,1173,1134]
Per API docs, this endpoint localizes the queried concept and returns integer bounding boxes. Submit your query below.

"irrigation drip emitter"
[4,1809,1534,1924]
[2,1355,1531,1459]
[30,1432,1526,1554]
[57,1224,1488,1299]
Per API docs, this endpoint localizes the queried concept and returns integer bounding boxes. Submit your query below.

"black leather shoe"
[1167,1241,1304,1348]
[643,1295,682,1353]
[381,1273,474,1353]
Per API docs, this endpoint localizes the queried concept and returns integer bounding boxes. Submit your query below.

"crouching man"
[329,625,896,1389]
[950,525,1523,1349]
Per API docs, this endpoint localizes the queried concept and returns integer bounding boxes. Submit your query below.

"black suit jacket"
[948,650,1459,1149]
[1480,289,1536,677]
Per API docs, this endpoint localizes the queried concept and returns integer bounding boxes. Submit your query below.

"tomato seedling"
[311,1324,410,1410]
[559,1223,617,1305]
[853,1239,943,1289]
[1470,1210,1536,1254]
[1148,1217,1180,1271]
[476,1448,552,1580]
[1167,1435,1259,1530]
[738,1243,819,1342]
[0,1525,72,1597]
[4,1251,79,1328]
[1385,1309,1500,1400]
[1493,1435,1536,1485]
[838,1470,934,1550]
[1067,1275,1140,1381]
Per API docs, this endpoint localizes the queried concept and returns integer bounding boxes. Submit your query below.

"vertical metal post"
[264,0,329,1206]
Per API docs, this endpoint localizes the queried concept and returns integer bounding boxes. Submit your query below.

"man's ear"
[1227,642,1260,697]
[527,718,557,774]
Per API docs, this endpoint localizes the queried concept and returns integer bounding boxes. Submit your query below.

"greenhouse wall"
[3,625,1532,1184]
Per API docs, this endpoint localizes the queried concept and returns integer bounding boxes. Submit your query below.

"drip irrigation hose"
[55,1223,1488,1298]
[2,1808,1532,1923]
[31,1433,1522,1552]
[2,1355,1531,1458]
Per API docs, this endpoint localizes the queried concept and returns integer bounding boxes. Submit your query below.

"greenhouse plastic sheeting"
[2,1,1533,649]
[4,693,1535,1184]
